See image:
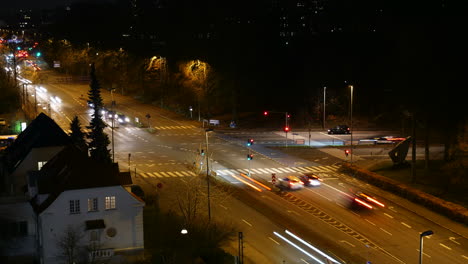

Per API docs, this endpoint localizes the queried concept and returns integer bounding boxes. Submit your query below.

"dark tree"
[69,116,87,153]
[86,64,112,164]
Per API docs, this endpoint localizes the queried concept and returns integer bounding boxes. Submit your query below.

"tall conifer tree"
[86,63,112,163]
[69,116,87,153]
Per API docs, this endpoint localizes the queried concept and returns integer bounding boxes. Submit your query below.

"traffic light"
[263,111,268,116]
[284,126,290,133]
[345,149,350,157]
[247,154,253,160]
[246,138,254,146]
[36,52,41,57]
[201,149,205,156]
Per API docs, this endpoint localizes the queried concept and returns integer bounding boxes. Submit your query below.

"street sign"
[271,173,276,185]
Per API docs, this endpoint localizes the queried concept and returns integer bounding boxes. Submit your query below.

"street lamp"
[189,106,193,119]
[419,230,433,264]
[348,85,354,163]
[205,128,214,222]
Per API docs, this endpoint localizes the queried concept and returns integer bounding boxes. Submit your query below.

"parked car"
[278,175,304,190]
[300,173,322,187]
[327,125,350,134]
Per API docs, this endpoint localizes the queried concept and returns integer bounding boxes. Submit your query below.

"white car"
[279,176,304,190]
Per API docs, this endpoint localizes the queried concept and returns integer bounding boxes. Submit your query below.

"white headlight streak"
[273,232,326,264]
[285,230,341,264]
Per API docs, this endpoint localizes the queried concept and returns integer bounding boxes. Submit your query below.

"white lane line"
[340,240,355,247]
[380,228,393,236]
[416,249,431,258]
[219,205,228,210]
[300,259,310,264]
[401,222,412,229]
[384,213,394,219]
[242,219,252,227]
[439,243,452,250]
[268,237,280,245]
[388,206,397,213]
[449,237,461,245]
[462,255,468,260]
[306,189,332,201]
[365,219,376,226]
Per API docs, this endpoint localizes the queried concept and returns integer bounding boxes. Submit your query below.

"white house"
[31,146,145,264]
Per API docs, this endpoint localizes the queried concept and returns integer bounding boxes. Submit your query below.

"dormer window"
[38,161,47,170]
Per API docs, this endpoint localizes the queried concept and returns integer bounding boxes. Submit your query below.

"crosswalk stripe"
[250,169,263,174]
[188,171,196,176]
[275,168,291,173]
[152,172,162,177]
[319,167,334,172]
[256,168,270,174]
[303,166,319,172]
[159,172,170,177]
[174,171,184,177]
[166,172,177,177]
[282,167,296,172]
[140,173,148,178]
[237,169,248,174]
[262,168,278,174]
[293,167,309,173]
[179,171,190,176]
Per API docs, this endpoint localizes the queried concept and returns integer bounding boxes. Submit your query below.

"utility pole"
[238,232,244,264]
[349,85,354,163]
[205,128,213,222]
[411,114,416,182]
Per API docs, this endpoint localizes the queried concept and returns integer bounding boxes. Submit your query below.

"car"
[300,173,322,187]
[327,125,350,134]
[352,191,385,209]
[117,114,130,124]
[278,175,304,190]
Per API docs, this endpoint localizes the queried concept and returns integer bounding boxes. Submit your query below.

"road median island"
[339,163,468,225]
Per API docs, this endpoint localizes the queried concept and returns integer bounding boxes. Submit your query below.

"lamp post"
[205,128,214,222]
[348,85,354,163]
[189,106,193,119]
[419,230,433,264]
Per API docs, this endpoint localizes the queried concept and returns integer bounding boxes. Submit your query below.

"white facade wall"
[39,185,144,264]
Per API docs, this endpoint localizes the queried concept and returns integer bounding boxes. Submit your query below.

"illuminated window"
[88,198,98,212]
[38,161,47,170]
[105,196,116,210]
[69,200,80,214]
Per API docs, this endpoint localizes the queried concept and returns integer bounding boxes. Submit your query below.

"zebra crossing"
[138,164,340,179]
[64,125,196,134]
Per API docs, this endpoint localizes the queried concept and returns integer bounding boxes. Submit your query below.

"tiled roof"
[32,145,130,213]
[3,113,70,173]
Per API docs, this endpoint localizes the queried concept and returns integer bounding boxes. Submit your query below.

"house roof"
[3,113,71,173]
[31,145,132,214]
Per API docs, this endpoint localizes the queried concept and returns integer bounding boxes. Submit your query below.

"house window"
[88,198,98,212]
[38,161,47,170]
[0,221,28,237]
[70,200,80,214]
[105,196,116,210]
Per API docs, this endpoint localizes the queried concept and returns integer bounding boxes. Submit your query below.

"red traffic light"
[263,111,268,116]
[284,126,290,132]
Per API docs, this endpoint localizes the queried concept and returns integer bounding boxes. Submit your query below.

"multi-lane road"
[19,71,468,264]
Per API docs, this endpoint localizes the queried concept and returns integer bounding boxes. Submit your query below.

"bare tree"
[55,224,85,264]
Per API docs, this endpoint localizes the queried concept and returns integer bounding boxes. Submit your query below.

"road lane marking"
[268,237,280,245]
[439,243,452,250]
[306,189,332,201]
[380,228,393,236]
[449,237,461,245]
[416,249,431,258]
[365,219,376,226]
[287,210,301,216]
[300,259,310,264]
[384,213,394,219]
[340,240,355,247]
[388,206,397,213]
[242,219,252,226]
[401,222,412,229]
[462,255,468,260]
[219,204,228,210]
